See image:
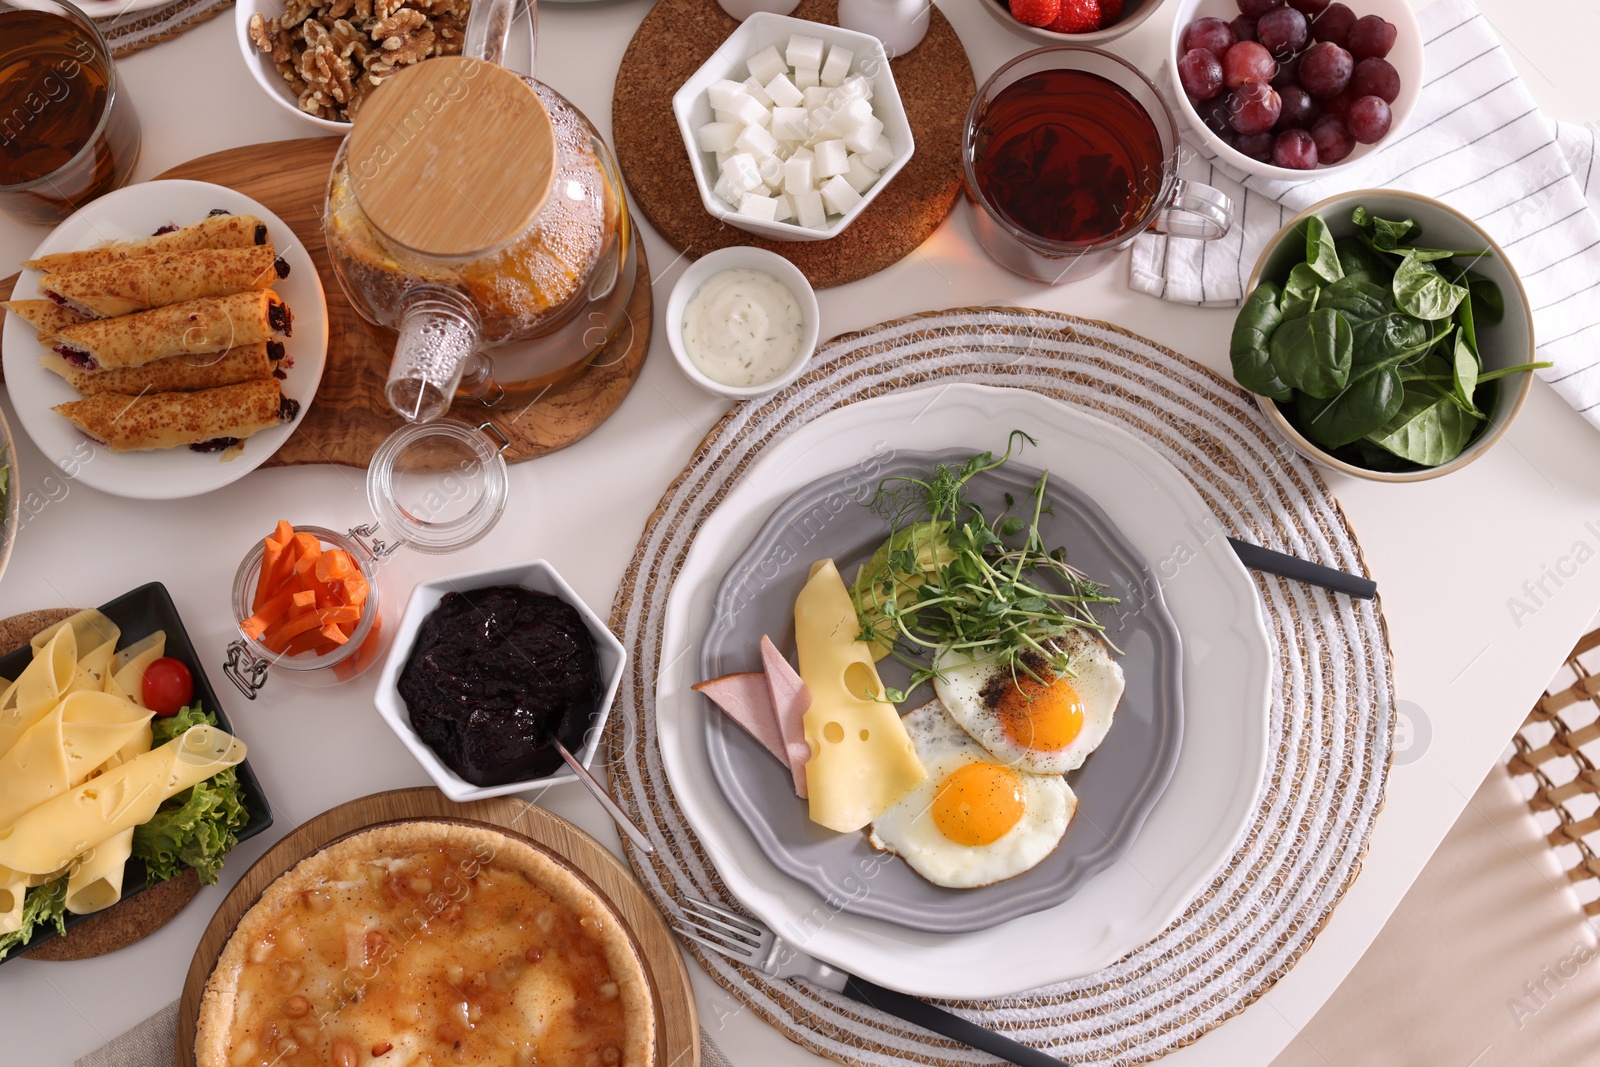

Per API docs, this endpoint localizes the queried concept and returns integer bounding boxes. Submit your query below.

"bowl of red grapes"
[982,0,1166,45]
[1169,0,1422,178]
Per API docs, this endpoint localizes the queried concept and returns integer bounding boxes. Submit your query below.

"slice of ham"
[760,635,813,799]
[693,673,794,786]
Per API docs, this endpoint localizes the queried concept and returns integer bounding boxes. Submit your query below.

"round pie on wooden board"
[194,820,655,1067]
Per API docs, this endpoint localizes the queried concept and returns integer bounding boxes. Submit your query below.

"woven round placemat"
[95,0,231,58]
[611,0,971,289]
[603,307,1397,1065]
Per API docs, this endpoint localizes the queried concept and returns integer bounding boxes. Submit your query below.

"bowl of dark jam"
[374,561,627,802]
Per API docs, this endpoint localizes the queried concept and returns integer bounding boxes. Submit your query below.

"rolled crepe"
[46,291,291,371]
[52,379,299,453]
[23,213,270,274]
[39,246,284,319]
[0,628,78,762]
[40,341,282,396]
[0,691,153,828]
[2,299,86,337]
[0,724,245,875]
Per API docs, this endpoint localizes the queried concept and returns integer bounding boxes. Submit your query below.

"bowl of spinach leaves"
[1231,190,1544,481]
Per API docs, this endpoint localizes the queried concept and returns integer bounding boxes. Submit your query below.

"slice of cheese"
[794,559,924,833]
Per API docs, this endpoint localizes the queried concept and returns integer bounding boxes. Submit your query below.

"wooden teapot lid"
[347,56,555,258]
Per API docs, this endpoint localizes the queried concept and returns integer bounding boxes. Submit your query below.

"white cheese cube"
[820,45,854,87]
[782,155,814,194]
[832,98,874,136]
[793,67,819,90]
[813,138,849,178]
[802,86,832,111]
[820,174,861,215]
[731,93,771,128]
[737,192,779,221]
[770,107,809,143]
[713,108,740,125]
[862,133,895,171]
[792,188,826,228]
[757,155,784,187]
[840,74,873,101]
[772,192,794,222]
[843,114,884,155]
[713,172,743,206]
[843,154,878,194]
[764,72,804,110]
[721,152,763,193]
[746,44,787,86]
[743,76,774,108]
[735,123,779,161]
[706,79,747,114]
[786,34,825,71]
[755,183,774,197]
[696,121,741,154]
[789,144,815,163]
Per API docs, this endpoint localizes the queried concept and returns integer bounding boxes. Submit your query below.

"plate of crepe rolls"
[0,180,328,500]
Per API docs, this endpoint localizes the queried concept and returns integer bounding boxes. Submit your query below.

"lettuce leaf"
[131,705,250,885]
[0,875,67,962]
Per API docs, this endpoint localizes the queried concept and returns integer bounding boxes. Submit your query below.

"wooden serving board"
[175,788,699,1067]
[0,137,652,468]
[612,0,973,289]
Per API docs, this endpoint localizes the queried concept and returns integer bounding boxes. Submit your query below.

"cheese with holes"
[794,559,924,833]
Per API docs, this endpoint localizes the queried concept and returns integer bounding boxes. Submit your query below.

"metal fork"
[676,897,1071,1067]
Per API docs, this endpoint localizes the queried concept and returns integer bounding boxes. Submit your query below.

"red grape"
[1271,51,1303,89]
[1310,114,1355,163]
[1347,14,1396,59]
[1288,0,1329,13]
[1231,15,1258,42]
[1179,48,1225,100]
[1223,41,1276,87]
[1228,82,1282,134]
[1196,95,1233,136]
[1272,128,1319,169]
[1311,2,1356,46]
[1182,17,1237,60]
[1257,7,1308,59]
[1238,0,1284,16]
[1350,57,1399,103]
[1236,131,1276,161]
[1276,85,1320,129]
[1346,95,1391,142]
[1298,40,1353,97]
[1321,88,1354,115]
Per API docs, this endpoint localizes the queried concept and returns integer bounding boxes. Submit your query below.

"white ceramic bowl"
[235,0,351,133]
[1249,190,1536,482]
[373,561,628,802]
[978,0,1169,47]
[0,405,18,587]
[1168,0,1423,181]
[671,12,915,242]
[665,246,821,399]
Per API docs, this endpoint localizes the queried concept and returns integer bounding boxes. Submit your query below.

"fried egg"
[932,627,1125,776]
[867,700,1075,889]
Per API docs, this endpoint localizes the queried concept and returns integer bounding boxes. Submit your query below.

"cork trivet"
[612,0,972,289]
[0,607,201,962]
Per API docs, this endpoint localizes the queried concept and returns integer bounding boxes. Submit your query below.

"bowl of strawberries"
[981,0,1165,43]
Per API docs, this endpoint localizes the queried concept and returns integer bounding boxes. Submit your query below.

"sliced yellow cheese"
[65,827,134,915]
[0,627,78,761]
[105,632,165,707]
[795,559,925,833]
[32,609,120,694]
[0,870,28,935]
[0,690,154,827]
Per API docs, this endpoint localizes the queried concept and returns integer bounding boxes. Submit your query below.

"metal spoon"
[554,738,655,854]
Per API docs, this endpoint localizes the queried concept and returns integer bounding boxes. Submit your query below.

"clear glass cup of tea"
[964,46,1232,284]
[0,0,140,226]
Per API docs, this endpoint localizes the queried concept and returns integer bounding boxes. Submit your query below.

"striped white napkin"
[1130,0,1600,426]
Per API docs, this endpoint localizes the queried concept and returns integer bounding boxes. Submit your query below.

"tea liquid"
[0,11,111,185]
[971,69,1165,247]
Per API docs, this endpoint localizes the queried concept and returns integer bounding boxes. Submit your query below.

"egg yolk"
[931,761,1027,846]
[993,672,1084,752]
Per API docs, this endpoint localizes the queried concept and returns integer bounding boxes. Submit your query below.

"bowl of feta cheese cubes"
[672,13,915,241]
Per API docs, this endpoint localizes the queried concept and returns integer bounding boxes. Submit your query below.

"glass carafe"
[321,0,634,422]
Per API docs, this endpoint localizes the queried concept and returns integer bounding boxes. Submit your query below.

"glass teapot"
[321,0,634,422]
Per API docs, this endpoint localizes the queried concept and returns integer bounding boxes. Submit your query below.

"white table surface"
[3,1,1599,1063]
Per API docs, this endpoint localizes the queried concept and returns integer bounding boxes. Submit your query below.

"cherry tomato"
[142,657,194,715]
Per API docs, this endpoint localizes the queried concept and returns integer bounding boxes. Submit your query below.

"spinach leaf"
[1455,290,1479,356]
[1320,277,1391,322]
[1305,215,1344,283]
[1468,274,1505,325]
[1294,369,1403,449]
[1393,253,1468,320]
[1230,283,1293,401]
[1280,262,1324,319]
[1352,206,1418,250]
[1335,236,1391,286]
[1366,383,1481,466]
[1352,312,1434,364]
[1451,334,1482,416]
[1270,308,1352,398]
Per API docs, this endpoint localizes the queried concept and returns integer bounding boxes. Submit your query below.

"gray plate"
[700,450,1184,933]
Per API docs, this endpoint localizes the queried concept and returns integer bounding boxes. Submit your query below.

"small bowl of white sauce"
[666,245,821,399]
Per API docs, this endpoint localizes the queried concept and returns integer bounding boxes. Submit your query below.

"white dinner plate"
[2,180,329,501]
[655,383,1273,998]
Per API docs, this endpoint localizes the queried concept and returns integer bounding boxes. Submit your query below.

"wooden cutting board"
[174,788,699,1067]
[0,137,652,468]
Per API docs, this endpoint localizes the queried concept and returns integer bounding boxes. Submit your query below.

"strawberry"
[1101,0,1123,22]
[1048,0,1101,32]
[1009,0,1061,28]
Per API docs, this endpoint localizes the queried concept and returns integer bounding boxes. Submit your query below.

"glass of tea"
[964,46,1232,284]
[0,0,140,226]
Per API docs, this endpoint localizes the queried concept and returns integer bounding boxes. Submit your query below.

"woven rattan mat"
[93,0,231,58]
[603,307,1397,1065]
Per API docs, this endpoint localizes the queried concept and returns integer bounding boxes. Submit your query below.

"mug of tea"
[0,0,141,225]
[963,46,1232,284]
